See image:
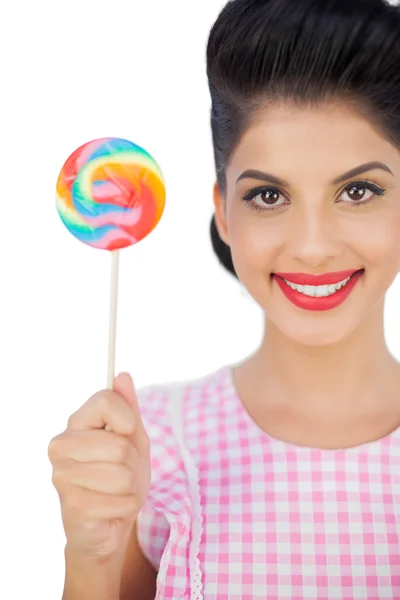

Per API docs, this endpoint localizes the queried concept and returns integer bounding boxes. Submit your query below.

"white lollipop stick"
[107,250,120,389]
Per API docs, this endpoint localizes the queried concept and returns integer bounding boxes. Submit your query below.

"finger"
[113,373,150,456]
[54,462,138,495]
[113,373,137,411]
[67,391,136,438]
[48,430,137,470]
[113,373,145,428]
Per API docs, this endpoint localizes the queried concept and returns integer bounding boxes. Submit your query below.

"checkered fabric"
[136,366,400,599]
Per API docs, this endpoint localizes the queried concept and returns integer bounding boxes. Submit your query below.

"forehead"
[228,101,398,183]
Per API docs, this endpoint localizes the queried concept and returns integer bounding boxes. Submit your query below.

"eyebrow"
[236,161,394,187]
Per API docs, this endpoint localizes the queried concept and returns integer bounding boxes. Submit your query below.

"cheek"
[342,208,400,268]
[227,208,284,272]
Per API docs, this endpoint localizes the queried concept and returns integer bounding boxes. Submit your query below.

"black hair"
[206,0,400,277]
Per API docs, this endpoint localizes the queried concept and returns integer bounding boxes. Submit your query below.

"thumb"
[113,372,137,409]
[112,373,148,453]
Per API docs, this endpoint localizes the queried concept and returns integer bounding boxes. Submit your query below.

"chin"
[266,306,372,348]
[277,323,353,348]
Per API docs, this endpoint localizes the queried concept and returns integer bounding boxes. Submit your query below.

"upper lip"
[273,269,362,286]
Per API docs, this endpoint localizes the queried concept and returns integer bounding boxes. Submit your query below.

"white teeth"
[283,276,352,297]
[303,285,315,296]
[315,285,329,298]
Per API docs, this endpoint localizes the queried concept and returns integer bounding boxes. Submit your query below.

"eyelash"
[241,181,387,213]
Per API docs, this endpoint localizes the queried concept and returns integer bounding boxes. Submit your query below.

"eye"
[242,186,288,210]
[241,180,387,213]
[338,181,386,206]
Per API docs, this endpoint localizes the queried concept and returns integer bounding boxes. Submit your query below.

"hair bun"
[210,215,237,277]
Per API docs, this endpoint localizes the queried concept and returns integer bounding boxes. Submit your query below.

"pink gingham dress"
[136,365,400,599]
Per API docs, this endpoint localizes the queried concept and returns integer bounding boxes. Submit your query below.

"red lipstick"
[273,269,363,312]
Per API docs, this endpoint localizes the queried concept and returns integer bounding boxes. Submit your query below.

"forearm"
[62,547,122,600]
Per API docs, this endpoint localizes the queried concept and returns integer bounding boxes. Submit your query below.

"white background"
[1,0,400,598]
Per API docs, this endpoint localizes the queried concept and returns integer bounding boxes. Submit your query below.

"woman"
[49,0,400,598]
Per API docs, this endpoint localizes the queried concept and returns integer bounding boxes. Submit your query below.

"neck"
[249,303,399,419]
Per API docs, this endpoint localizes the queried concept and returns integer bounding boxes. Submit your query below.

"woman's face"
[214,102,400,346]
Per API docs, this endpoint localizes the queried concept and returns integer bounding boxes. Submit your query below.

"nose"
[286,206,342,268]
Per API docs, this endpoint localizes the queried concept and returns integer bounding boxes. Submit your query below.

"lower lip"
[273,271,363,312]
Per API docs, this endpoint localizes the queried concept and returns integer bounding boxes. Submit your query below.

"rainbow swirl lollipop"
[56,137,165,250]
[56,137,166,388]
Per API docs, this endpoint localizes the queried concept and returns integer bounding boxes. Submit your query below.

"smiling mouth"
[277,270,363,298]
[271,269,365,311]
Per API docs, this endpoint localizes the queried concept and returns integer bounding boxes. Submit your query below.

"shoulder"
[135,363,238,548]
[135,364,234,485]
[135,365,233,574]
[136,364,233,431]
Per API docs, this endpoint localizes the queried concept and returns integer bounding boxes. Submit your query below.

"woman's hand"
[48,373,151,564]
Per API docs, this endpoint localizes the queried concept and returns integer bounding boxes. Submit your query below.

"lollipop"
[56,137,166,387]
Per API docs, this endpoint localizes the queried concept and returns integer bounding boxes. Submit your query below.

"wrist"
[63,546,122,600]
